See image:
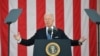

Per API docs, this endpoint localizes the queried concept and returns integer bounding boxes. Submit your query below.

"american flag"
[0,0,98,56]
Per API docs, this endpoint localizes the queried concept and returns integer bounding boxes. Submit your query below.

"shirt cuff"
[17,38,22,43]
[78,41,82,45]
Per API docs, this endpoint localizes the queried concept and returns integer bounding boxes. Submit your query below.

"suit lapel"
[43,27,48,39]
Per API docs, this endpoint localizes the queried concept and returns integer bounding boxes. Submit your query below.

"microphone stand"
[7,22,11,56]
[96,22,100,56]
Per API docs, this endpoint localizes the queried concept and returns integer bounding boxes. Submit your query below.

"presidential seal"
[45,42,60,56]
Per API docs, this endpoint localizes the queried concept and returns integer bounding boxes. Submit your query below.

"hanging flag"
[0,0,97,56]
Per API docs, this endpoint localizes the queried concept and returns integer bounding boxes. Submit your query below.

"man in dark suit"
[14,14,86,46]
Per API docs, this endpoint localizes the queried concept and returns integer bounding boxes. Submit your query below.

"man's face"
[44,14,54,27]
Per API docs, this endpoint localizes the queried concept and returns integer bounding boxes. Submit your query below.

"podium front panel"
[33,39,72,56]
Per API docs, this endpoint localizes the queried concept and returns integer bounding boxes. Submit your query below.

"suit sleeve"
[70,40,80,46]
[19,31,39,46]
[59,29,80,46]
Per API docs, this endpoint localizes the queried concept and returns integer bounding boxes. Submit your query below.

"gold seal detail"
[45,42,60,56]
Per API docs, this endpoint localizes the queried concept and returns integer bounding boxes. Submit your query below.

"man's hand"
[14,32,21,41]
[79,37,86,43]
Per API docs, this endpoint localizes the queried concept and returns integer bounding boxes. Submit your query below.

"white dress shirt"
[46,26,54,39]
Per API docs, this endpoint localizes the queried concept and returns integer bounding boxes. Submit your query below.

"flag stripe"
[89,0,97,56]
[73,0,81,56]
[46,0,55,15]
[9,0,18,56]
[1,0,98,56]
[1,0,9,56]
[46,0,55,26]
[55,0,64,30]
[18,0,27,56]
[81,0,89,56]
[0,0,1,55]
[64,0,74,56]
[36,0,45,29]
[27,0,36,56]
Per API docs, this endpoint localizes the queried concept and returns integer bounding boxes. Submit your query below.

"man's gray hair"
[44,13,54,19]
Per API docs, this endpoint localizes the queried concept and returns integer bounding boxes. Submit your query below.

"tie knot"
[48,28,52,35]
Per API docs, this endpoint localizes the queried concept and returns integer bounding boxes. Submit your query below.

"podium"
[33,39,72,56]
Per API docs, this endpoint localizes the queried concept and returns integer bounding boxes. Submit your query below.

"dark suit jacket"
[20,27,80,46]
